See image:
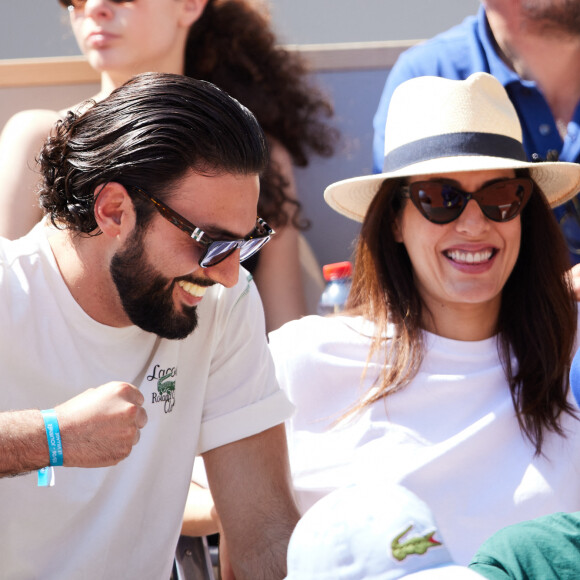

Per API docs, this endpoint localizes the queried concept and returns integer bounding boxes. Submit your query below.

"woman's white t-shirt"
[269,314,580,565]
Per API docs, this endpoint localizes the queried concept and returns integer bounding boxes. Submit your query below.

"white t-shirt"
[269,314,580,565]
[0,223,294,580]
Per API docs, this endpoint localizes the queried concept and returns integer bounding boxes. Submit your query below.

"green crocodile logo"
[157,371,176,395]
[391,524,442,561]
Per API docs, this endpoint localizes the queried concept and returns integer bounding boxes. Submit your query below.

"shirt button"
[539,123,551,136]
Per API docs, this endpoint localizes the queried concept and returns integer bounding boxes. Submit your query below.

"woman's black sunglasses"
[399,177,534,224]
[59,0,135,8]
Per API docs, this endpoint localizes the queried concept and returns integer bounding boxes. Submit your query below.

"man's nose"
[204,249,241,288]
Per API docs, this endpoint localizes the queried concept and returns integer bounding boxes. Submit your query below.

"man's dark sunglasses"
[59,0,135,8]
[131,186,274,269]
[399,177,534,224]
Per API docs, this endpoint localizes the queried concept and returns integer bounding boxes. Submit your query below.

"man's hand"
[56,381,148,467]
[0,381,147,477]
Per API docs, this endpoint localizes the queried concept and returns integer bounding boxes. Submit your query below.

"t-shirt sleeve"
[197,274,295,454]
[268,318,299,394]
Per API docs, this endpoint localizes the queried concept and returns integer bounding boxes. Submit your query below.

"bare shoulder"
[0,110,64,238]
[58,96,99,118]
[0,109,62,149]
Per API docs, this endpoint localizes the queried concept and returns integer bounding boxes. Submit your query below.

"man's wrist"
[40,409,63,467]
[0,409,54,477]
[37,409,63,487]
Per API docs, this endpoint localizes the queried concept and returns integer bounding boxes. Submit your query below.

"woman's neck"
[97,52,187,101]
[99,73,119,98]
[420,300,500,341]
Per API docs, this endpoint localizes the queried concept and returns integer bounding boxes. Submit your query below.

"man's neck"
[49,229,131,328]
[486,6,580,127]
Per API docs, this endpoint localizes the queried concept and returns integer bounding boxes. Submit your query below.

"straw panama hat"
[324,72,580,222]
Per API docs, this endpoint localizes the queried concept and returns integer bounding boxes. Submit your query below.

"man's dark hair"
[38,72,269,233]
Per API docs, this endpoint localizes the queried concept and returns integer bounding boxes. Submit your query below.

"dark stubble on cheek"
[110,226,200,340]
[522,0,580,35]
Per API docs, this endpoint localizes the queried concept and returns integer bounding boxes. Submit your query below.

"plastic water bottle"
[317,261,352,315]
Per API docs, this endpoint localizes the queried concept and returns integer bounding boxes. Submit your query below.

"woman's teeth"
[446,249,493,264]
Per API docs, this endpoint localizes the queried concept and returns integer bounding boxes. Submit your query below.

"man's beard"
[110,227,213,340]
[522,0,580,36]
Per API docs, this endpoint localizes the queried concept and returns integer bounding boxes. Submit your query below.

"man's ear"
[93,183,136,239]
[179,0,210,28]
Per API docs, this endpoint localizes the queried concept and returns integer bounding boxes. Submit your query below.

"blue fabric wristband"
[37,466,54,487]
[41,409,63,467]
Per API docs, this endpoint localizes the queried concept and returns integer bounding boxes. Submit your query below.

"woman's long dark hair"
[346,173,578,455]
[184,0,337,229]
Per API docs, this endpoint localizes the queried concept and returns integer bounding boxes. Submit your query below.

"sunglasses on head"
[59,0,135,8]
[130,186,274,269]
[399,177,534,224]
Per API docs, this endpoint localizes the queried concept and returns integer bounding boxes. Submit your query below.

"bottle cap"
[322,261,352,281]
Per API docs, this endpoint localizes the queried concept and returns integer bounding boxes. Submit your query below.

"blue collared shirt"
[372,5,580,263]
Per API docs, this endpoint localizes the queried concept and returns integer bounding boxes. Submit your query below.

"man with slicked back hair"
[0,72,298,580]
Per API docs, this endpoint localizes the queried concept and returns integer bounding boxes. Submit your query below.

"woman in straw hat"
[268,72,580,565]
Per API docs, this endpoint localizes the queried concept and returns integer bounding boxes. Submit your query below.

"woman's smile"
[394,169,521,334]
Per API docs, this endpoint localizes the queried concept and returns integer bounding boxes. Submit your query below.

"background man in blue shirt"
[373,0,580,264]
